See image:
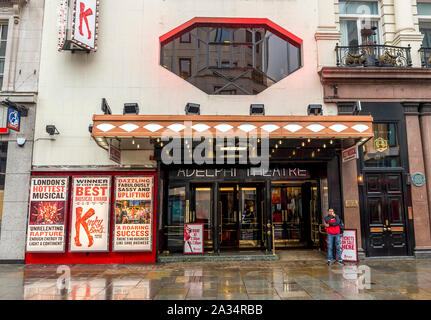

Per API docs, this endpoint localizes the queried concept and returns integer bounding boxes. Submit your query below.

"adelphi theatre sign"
[175,168,310,179]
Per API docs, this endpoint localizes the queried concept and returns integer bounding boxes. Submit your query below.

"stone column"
[419,103,431,256]
[392,0,424,67]
[404,103,431,255]
[341,157,363,254]
[394,0,415,33]
[315,0,341,68]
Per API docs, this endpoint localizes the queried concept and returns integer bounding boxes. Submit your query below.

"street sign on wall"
[7,107,20,131]
[342,145,358,163]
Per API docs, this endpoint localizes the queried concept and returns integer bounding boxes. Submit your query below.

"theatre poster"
[69,176,111,252]
[26,177,69,252]
[113,176,153,252]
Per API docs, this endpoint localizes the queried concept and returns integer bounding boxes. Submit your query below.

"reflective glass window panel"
[179,58,191,79]
[160,24,301,95]
[180,32,191,43]
[194,188,212,242]
[420,22,431,47]
[418,2,431,15]
[340,20,359,46]
[339,1,379,15]
[363,123,401,168]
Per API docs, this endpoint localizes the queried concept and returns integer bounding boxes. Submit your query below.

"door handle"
[219,201,222,243]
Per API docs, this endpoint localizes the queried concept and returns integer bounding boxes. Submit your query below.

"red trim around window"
[159,17,303,48]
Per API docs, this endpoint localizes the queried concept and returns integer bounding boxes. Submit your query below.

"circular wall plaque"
[412,172,426,187]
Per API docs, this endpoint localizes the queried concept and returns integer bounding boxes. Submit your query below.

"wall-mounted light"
[250,104,265,115]
[307,104,323,116]
[46,125,60,136]
[17,138,26,147]
[101,98,112,115]
[358,174,364,185]
[123,103,139,115]
[354,100,362,115]
[185,103,200,115]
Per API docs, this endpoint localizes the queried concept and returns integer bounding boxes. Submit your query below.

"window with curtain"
[418,3,431,47]
[339,1,381,46]
[420,22,431,47]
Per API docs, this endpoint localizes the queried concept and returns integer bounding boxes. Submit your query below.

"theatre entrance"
[271,181,321,248]
[163,166,333,254]
[219,184,264,249]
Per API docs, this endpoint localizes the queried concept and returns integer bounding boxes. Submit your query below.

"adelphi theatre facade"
[12,0,431,264]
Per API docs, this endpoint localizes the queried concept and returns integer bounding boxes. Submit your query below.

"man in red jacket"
[325,208,344,266]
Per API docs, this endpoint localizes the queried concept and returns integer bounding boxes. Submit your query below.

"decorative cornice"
[315,31,342,41]
[320,67,431,103]
[403,102,420,115]
[419,103,431,116]
[0,92,37,104]
[320,67,431,84]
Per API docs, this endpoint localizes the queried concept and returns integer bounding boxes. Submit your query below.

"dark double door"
[219,184,265,249]
[166,182,265,253]
[364,172,409,256]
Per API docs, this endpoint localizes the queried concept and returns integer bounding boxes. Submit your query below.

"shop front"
[161,165,325,254]
[91,114,373,259]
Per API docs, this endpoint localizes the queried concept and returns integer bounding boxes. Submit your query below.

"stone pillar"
[418,103,431,256]
[404,103,431,254]
[0,100,35,262]
[392,0,424,67]
[341,157,363,253]
[394,0,415,33]
[315,0,341,68]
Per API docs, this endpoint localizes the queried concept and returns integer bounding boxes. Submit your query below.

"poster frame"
[25,176,69,253]
[183,223,204,255]
[112,175,154,252]
[341,229,358,262]
[68,175,111,253]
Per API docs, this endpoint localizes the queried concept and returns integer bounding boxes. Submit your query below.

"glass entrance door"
[190,186,213,251]
[219,186,238,248]
[167,185,187,252]
[218,185,263,249]
[239,186,263,248]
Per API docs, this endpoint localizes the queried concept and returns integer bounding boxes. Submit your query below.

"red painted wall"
[25,171,158,264]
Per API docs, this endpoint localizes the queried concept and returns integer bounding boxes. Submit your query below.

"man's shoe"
[337,260,345,265]
[327,261,332,266]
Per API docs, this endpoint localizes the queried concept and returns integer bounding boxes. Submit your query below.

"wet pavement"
[2,256,431,300]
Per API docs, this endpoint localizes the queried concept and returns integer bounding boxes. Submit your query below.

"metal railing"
[419,46,431,68]
[336,43,412,68]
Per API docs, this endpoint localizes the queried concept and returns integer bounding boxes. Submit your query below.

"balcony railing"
[420,47,431,68]
[336,44,412,68]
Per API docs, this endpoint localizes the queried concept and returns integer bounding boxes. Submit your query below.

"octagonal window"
[160,18,302,95]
